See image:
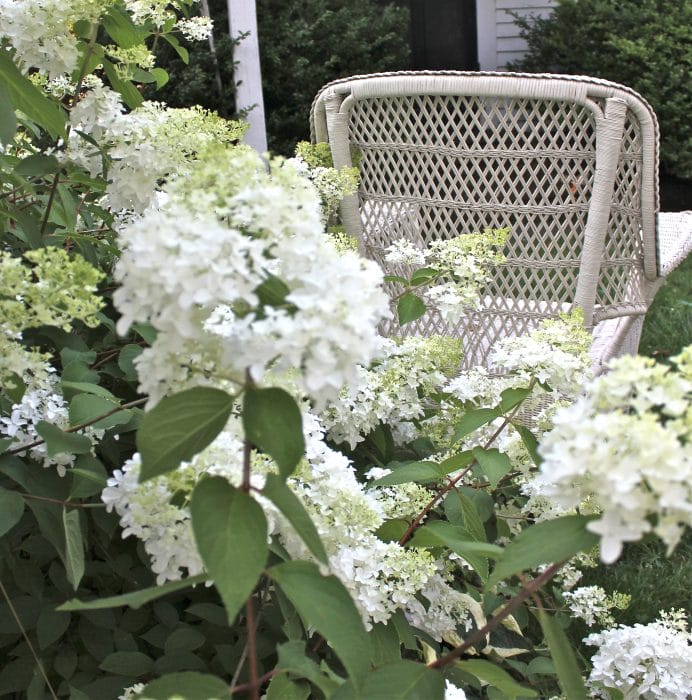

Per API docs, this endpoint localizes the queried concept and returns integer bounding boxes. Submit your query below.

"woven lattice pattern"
[352,94,647,367]
[311,72,670,369]
[658,211,692,276]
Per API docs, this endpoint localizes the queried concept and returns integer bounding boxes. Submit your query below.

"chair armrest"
[657,211,692,276]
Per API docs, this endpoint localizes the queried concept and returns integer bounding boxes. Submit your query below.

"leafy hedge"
[153,0,411,155]
[512,0,692,180]
[257,0,410,154]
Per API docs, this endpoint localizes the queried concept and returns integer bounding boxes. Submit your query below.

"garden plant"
[0,2,690,699]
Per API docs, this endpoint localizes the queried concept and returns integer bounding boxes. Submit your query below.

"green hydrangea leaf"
[332,660,445,699]
[269,561,370,684]
[397,293,426,325]
[0,486,24,537]
[35,422,92,457]
[243,387,304,480]
[138,672,231,699]
[488,515,599,586]
[190,478,267,624]
[136,387,234,481]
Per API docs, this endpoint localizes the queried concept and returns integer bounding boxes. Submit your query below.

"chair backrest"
[311,71,660,369]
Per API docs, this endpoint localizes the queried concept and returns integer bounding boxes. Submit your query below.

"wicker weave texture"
[311,72,680,369]
[657,211,692,277]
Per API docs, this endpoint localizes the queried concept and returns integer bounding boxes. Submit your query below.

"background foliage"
[152,0,411,154]
[512,0,692,182]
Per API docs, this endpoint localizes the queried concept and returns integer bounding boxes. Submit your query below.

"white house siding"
[476,0,557,71]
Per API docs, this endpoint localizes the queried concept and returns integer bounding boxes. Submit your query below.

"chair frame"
[310,71,690,370]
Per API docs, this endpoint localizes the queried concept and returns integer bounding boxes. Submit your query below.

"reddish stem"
[427,561,562,669]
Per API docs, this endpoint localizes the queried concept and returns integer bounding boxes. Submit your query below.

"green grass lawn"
[639,253,692,359]
[579,532,692,626]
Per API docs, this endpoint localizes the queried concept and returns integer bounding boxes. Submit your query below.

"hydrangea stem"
[398,386,533,546]
[240,377,259,698]
[5,397,147,456]
[243,594,260,700]
[0,577,59,699]
[428,561,563,668]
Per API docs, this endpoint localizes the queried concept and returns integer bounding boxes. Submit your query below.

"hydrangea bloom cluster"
[0,248,103,386]
[291,141,360,221]
[445,681,468,700]
[66,86,246,212]
[0,249,104,334]
[366,471,434,522]
[527,349,692,563]
[584,610,692,698]
[114,145,389,407]
[0,336,50,393]
[102,409,471,638]
[1,371,102,475]
[384,228,508,322]
[118,683,144,700]
[321,335,463,448]
[490,309,593,396]
[417,313,592,459]
[175,15,213,41]
[123,0,193,27]
[563,585,630,628]
[105,44,156,80]
[102,449,223,583]
[0,0,102,77]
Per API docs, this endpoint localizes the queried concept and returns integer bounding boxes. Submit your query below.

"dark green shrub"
[257,0,411,154]
[152,0,410,155]
[511,0,692,180]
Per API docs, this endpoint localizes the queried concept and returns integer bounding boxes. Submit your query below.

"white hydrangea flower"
[118,683,145,700]
[102,459,205,583]
[385,239,427,267]
[384,229,507,323]
[66,95,245,213]
[0,0,102,77]
[445,680,468,700]
[527,350,692,563]
[123,0,184,27]
[404,572,472,641]
[176,15,214,41]
[0,334,51,391]
[114,146,389,407]
[552,560,584,591]
[584,610,692,699]
[321,335,462,448]
[44,74,75,98]
[0,370,101,475]
[424,283,475,323]
[490,309,593,396]
[563,585,630,628]
[329,537,438,626]
[373,481,435,522]
[445,366,505,405]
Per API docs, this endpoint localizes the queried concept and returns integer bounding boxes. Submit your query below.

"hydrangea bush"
[0,3,690,699]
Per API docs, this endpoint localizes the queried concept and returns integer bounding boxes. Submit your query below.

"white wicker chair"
[310,71,691,372]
